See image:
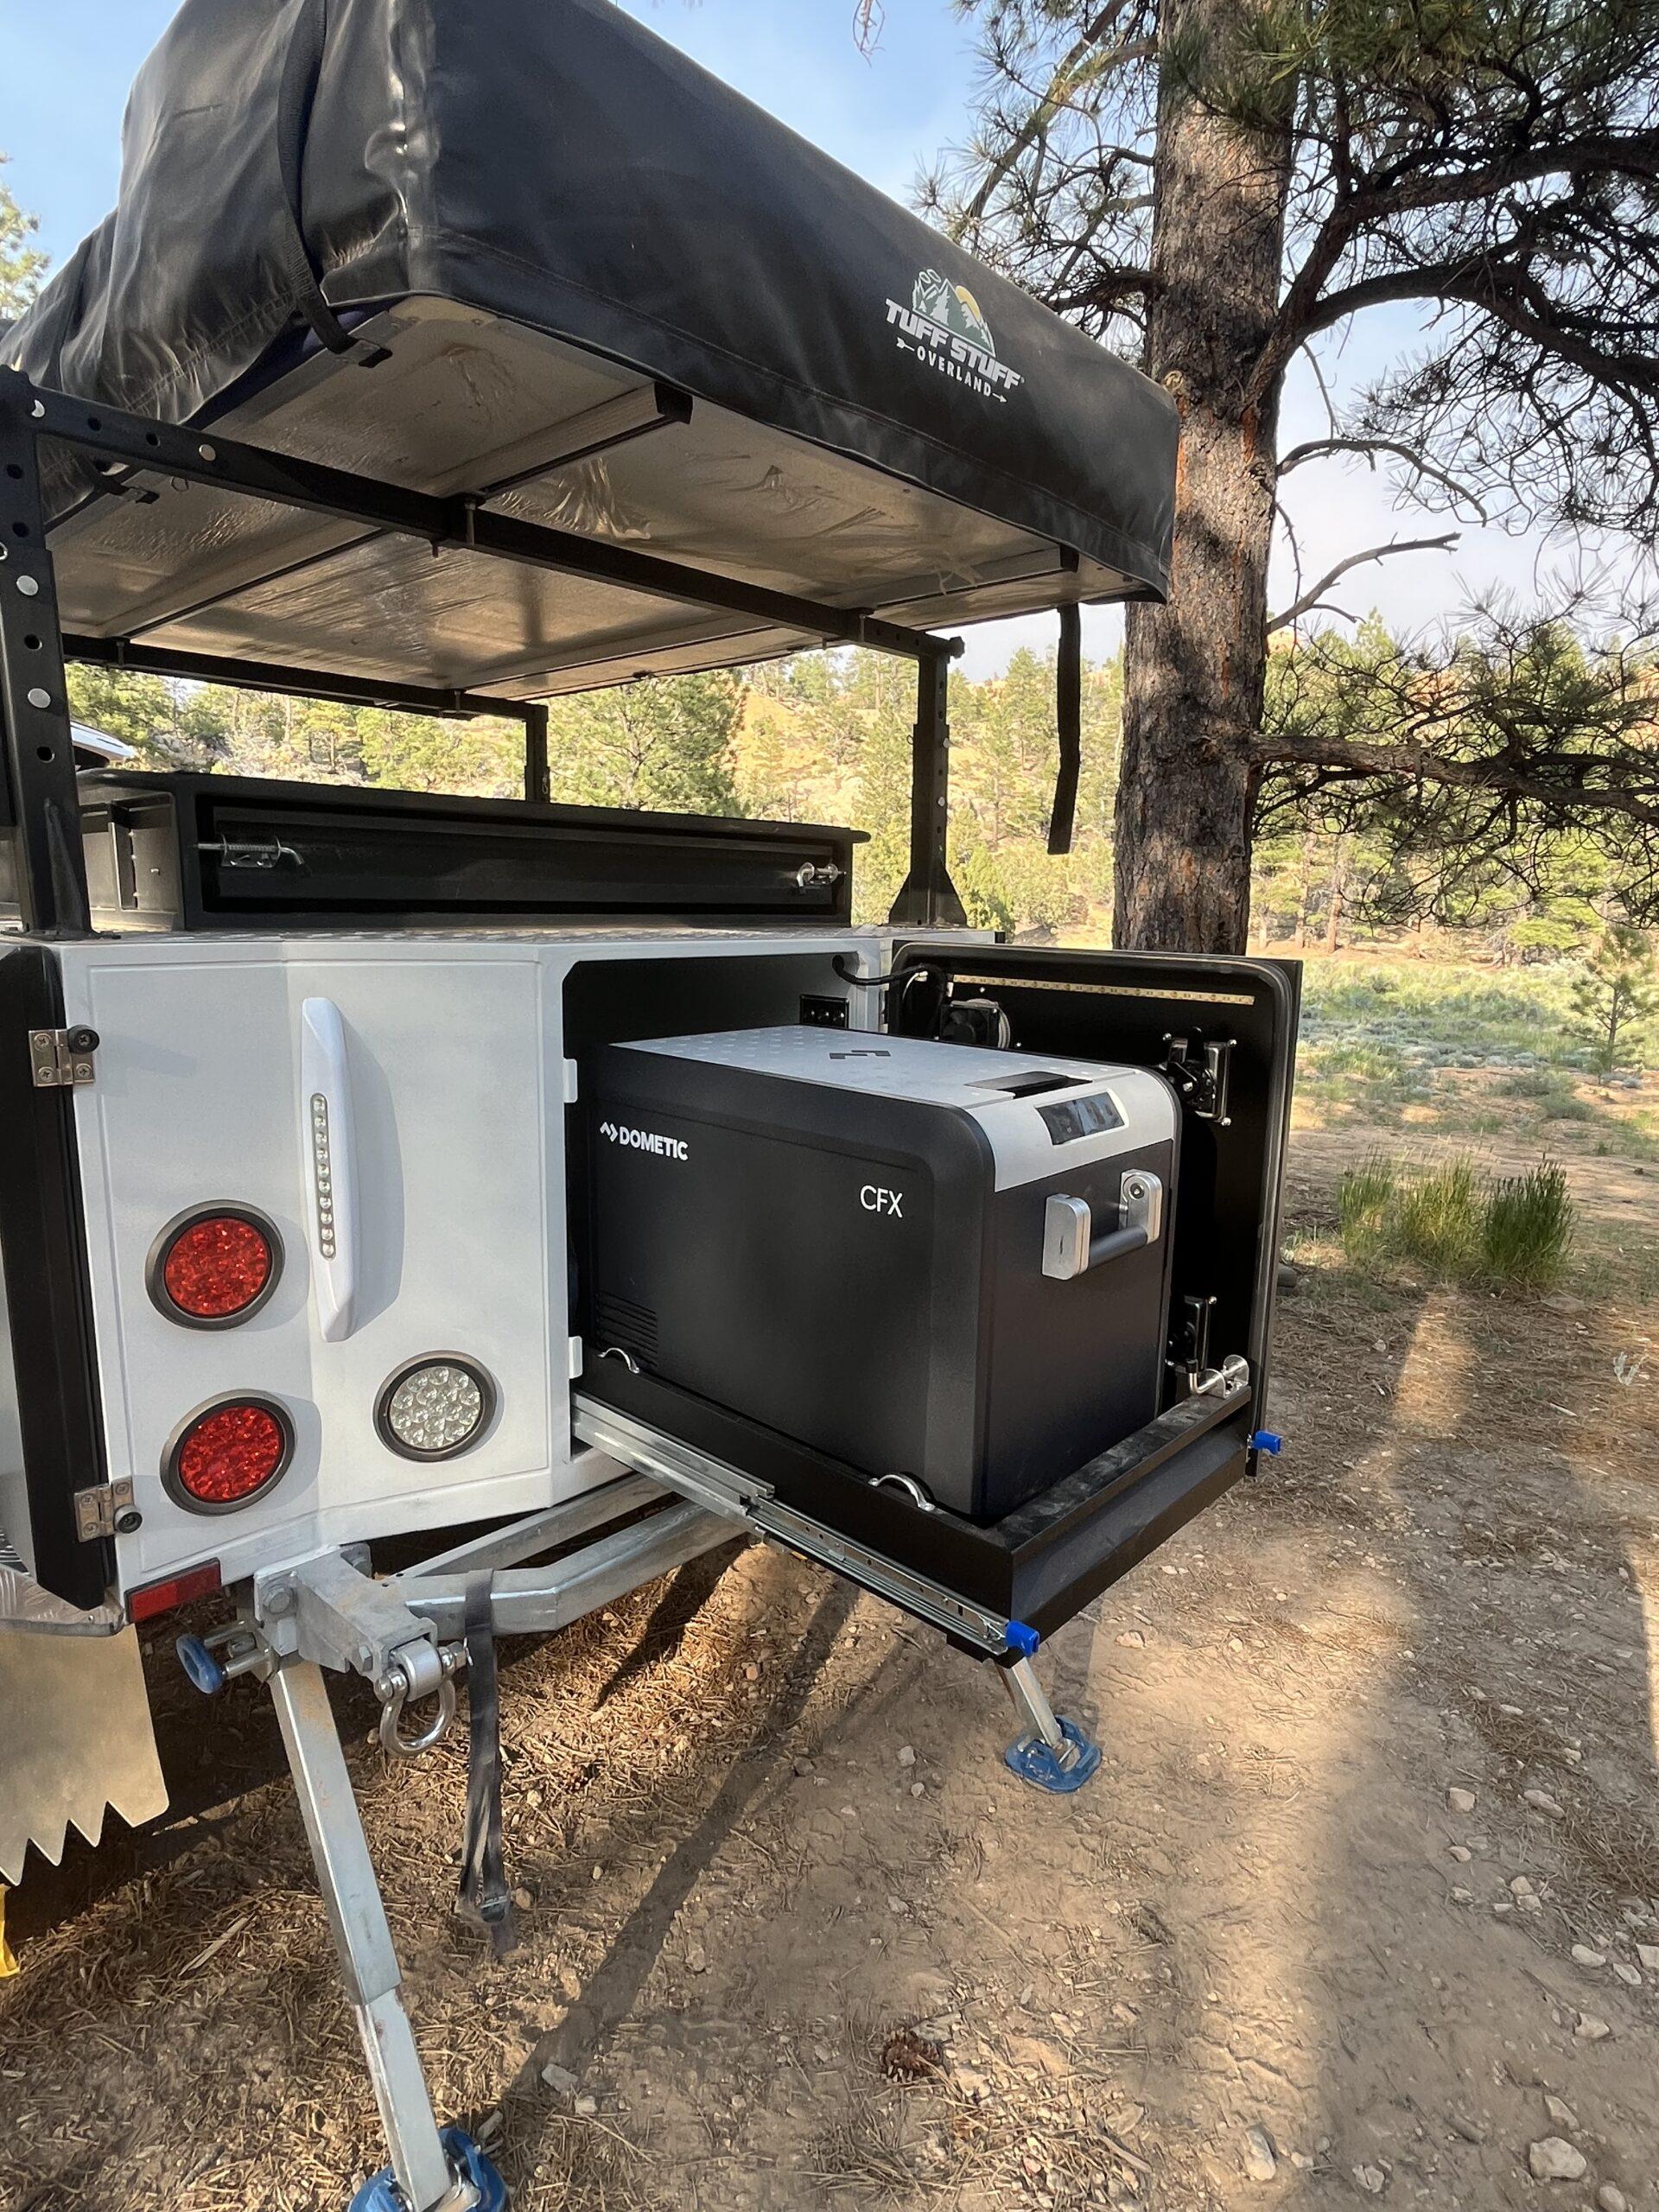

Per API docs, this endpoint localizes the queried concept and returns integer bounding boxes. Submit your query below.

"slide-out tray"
[575,1368,1253,1644]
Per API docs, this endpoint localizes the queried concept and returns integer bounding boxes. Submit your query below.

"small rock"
[1524,1789,1566,1818]
[686,1944,709,1974]
[1527,2138,1587,2183]
[1354,2163,1388,2194]
[573,2095,599,2118]
[1597,2185,1630,2212]
[839,1805,858,1820]
[1242,2126,1277,2183]
[887,1896,907,1916]
[1611,1961,1642,1986]
[540,2062,578,2095]
[1510,1876,1535,1897]
[1007,2033,1069,2078]
[897,1745,917,1768]
[1116,1630,1145,1649]
[911,1781,926,1797]
[1572,1945,1607,1967]
[1637,1943,1659,1970]
[1574,2012,1612,2041]
[1451,1886,1475,1903]
[954,2067,993,2103]
[512,1886,534,1910]
[1449,1845,1472,1864]
[1543,2095,1579,2129]
[1448,1788,1478,1815]
[793,1757,815,1776]
[744,1661,761,1681]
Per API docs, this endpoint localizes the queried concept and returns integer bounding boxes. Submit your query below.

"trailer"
[0,3,1297,2205]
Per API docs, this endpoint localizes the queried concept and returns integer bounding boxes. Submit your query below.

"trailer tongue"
[0,5,1292,2208]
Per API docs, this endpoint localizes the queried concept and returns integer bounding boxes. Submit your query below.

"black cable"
[832,954,936,990]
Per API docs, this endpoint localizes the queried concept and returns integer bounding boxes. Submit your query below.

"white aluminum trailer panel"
[50,928,883,1599]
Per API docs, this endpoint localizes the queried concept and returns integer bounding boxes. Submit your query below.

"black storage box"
[585,1027,1180,1522]
[70,771,861,931]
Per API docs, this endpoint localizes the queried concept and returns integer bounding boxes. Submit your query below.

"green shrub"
[1336,1151,1576,1294]
[1497,1068,1593,1121]
[1394,1157,1483,1274]
[1338,1154,1396,1258]
[1480,1160,1573,1289]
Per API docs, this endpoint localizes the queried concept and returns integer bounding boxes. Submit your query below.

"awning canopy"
[3,0,1176,701]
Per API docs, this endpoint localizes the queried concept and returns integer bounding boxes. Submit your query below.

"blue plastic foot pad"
[1004,1619,1041,1658]
[1249,1430,1284,1455]
[1003,1716,1103,1795]
[348,2128,507,2212]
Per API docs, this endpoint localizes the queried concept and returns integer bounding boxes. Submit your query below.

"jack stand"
[1000,1654,1101,1795]
[271,1660,505,2212]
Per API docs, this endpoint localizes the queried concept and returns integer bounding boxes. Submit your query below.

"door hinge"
[29,1026,99,1090]
[74,1478,139,1541]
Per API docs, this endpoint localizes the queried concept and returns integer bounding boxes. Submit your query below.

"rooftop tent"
[1,0,1176,703]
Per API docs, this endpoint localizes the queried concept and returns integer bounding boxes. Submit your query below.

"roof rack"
[0,370,968,938]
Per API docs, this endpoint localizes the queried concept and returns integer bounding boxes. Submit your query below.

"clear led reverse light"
[376,1357,495,1461]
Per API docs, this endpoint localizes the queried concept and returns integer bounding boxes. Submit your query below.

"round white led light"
[376,1356,495,1461]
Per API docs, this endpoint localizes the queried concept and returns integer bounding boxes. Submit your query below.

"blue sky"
[3,0,1586,672]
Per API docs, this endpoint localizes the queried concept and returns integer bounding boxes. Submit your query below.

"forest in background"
[67,620,1657,1001]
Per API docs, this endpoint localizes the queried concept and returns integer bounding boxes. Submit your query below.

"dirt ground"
[3,1128,1658,2212]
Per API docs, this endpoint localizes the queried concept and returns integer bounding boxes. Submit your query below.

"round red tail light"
[163,1396,294,1513]
[149,1207,281,1326]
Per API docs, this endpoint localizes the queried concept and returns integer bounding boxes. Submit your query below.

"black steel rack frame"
[0,369,969,942]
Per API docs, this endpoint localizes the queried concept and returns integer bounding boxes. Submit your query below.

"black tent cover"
[3,0,1177,700]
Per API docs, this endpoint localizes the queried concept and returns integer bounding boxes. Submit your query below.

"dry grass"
[1556,1799,1659,1912]
[496,2108,658,2212]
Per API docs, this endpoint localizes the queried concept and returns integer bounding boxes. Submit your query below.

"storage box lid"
[619,1027,1176,1186]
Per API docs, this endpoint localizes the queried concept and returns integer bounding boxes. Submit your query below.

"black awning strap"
[275,0,390,367]
[1047,602,1083,856]
[454,1571,517,1959]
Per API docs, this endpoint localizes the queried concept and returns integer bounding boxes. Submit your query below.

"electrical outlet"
[799,994,850,1028]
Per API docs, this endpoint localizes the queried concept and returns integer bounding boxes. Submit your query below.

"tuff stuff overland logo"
[886,270,1023,403]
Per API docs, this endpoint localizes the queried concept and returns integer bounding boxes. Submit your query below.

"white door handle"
[300,996,359,1341]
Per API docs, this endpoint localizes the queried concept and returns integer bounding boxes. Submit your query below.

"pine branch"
[1255,730,1659,833]
[1277,436,1489,520]
[1268,536,1459,633]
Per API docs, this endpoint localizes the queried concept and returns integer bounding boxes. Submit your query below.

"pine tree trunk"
[1324,833,1347,954]
[1113,0,1293,954]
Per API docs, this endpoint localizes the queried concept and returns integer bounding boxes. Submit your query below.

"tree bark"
[1324,832,1346,953]
[1113,0,1293,953]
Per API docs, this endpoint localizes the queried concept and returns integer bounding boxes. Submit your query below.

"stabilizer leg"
[1000,1654,1102,1795]
[270,1659,505,2212]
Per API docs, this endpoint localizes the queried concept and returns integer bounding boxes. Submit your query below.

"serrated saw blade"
[0,1624,168,1885]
